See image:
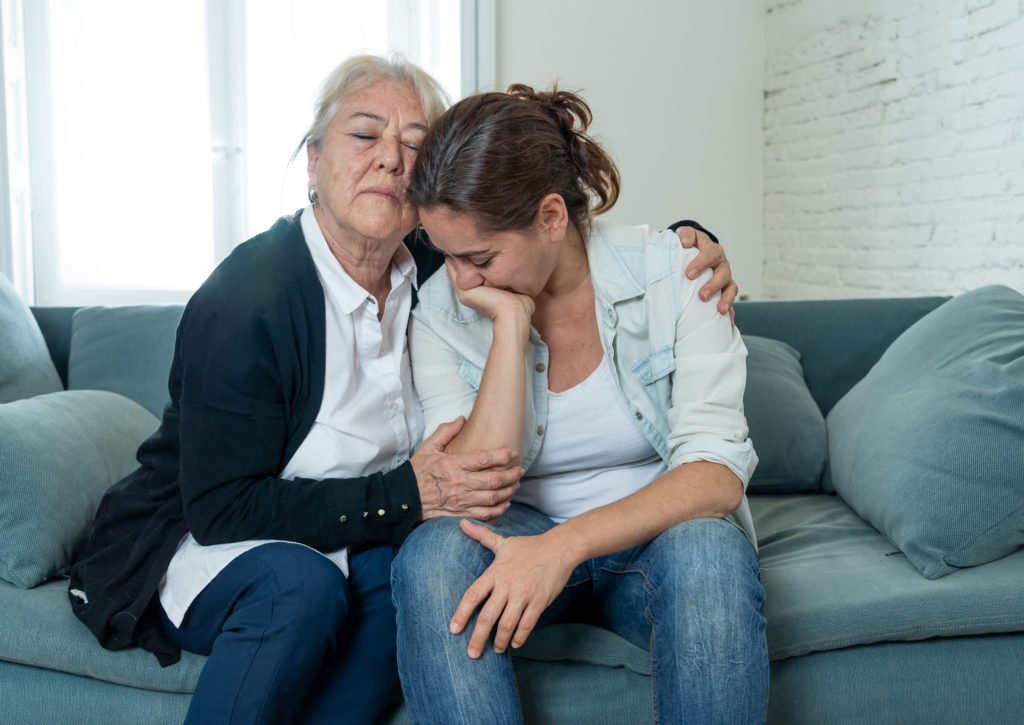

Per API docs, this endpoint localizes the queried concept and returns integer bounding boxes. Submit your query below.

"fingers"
[492,597,527,654]
[420,465,521,521]
[699,260,733,304]
[676,225,699,248]
[463,500,513,522]
[450,574,493,638]
[463,447,520,472]
[460,518,506,553]
[466,591,508,658]
[719,281,739,318]
[423,416,466,450]
[510,600,544,650]
[686,236,725,282]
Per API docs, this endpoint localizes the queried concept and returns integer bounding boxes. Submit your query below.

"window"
[0,0,494,304]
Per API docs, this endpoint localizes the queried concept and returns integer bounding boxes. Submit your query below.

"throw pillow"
[0,390,159,588]
[743,335,828,493]
[0,274,63,403]
[827,285,1024,579]
[68,305,184,418]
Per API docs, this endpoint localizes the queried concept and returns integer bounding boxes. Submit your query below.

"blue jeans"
[392,504,767,724]
[160,542,400,725]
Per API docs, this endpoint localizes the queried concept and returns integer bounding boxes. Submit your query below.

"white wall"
[494,0,765,298]
[763,0,1024,299]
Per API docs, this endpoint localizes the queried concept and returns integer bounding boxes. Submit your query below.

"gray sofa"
[2,274,1023,724]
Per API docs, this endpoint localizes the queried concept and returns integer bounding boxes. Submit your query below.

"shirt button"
[535,363,545,372]
[401,504,409,510]
[635,411,643,421]
[536,426,544,436]
[362,511,369,519]
[378,509,386,517]
[339,515,348,523]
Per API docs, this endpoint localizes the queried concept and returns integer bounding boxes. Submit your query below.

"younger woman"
[392,85,767,724]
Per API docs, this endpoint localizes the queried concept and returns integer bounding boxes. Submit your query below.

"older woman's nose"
[377,135,403,172]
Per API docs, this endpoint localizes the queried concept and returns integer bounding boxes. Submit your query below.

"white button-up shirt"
[160,207,423,627]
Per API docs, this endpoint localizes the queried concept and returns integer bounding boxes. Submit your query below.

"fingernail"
[701,291,709,301]
[687,268,697,279]
[450,621,460,634]
[468,647,480,659]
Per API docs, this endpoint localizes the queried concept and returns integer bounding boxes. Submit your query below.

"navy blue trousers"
[160,542,399,725]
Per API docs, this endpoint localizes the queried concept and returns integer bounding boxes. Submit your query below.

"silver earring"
[308,186,319,206]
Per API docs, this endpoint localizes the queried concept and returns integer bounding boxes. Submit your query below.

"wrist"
[542,523,588,570]
[492,309,532,343]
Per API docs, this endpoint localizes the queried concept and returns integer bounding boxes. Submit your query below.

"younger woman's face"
[418,207,557,297]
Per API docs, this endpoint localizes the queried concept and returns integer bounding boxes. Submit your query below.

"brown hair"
[407,84,620,236]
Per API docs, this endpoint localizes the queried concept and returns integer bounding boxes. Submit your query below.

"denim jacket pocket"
[630,345,676,385]
[458,358,484,390]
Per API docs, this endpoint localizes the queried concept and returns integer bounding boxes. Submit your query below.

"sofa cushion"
[825,285,1024,579]
[743,336,827,493]
[751,494,1024,660]
[0,391,159,588]
[68,305,184,418]
[0,579,203,693]
[0,274,63,403]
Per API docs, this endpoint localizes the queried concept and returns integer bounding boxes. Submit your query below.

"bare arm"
[451,459,742,657]
[434,259,535,456]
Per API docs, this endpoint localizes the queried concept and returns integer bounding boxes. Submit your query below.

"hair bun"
[506,83,594,137]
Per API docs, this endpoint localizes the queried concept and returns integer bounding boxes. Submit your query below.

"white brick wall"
[763,0,1024,299]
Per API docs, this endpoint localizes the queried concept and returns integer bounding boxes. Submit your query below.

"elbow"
[711,474,745,519]
[186,516,217,546]
[183,505,231,546]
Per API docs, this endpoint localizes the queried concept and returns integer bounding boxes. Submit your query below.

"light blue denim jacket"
[409,219,757,542]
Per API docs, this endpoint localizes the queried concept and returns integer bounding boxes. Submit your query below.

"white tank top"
[514,357,667,523]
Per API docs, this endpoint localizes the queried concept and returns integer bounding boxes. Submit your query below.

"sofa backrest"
[734,295,949,416]
[32,295,951,420]
[31,305,185,417]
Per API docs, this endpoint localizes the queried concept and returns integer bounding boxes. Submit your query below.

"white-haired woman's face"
[307,79,427,247]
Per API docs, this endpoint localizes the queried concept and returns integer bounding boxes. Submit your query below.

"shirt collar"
[586,219,647,304]
[301,205,419,315]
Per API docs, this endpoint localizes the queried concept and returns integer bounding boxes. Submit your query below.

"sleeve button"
[339,515,347,523]
[536,426,544,436]
[362,511,369,519]
[378,509,386,517]
[535,363,545,372]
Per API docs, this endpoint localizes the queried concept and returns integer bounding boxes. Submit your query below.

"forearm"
[545,461,743,566]
[445,314,530,455]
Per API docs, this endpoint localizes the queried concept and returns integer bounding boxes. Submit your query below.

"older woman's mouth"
[362,186,402,201]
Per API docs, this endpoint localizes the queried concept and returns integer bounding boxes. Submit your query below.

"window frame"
[0,0,495,305]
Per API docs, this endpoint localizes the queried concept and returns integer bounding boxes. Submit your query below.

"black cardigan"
[69,211,443,665]
[68,212,712,666]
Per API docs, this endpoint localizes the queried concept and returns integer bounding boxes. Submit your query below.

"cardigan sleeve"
[171,234,422,550]
[667,219,719,244]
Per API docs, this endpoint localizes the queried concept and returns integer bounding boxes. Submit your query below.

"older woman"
[70,56,736,724]
[394,85,767,724]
